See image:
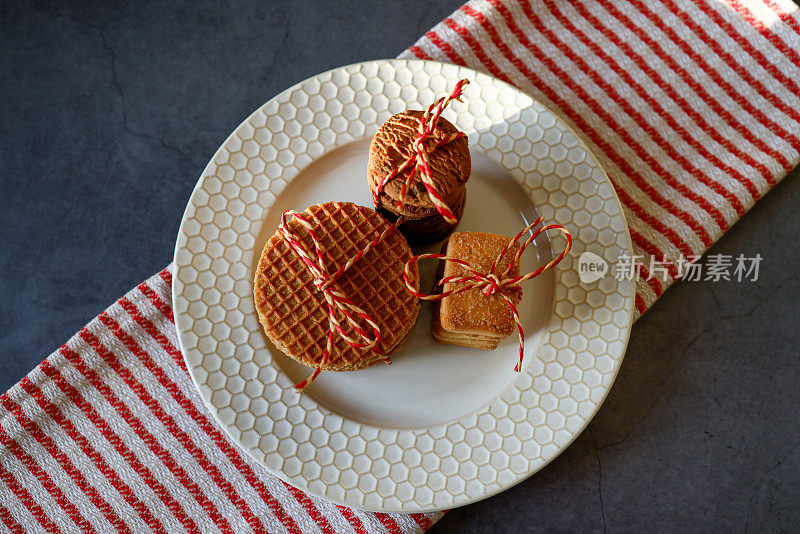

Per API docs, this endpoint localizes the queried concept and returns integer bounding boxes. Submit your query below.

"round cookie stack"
[367,104,471,245]
[254,202,420,387]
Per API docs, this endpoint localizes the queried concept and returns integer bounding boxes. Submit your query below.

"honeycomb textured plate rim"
[173,59,635,513]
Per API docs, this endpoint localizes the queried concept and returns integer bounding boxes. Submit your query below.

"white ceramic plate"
[173,59,634,513]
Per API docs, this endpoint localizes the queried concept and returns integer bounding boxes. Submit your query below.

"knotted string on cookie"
[277,209,398,391]
[403,217,572,372]
[373,78,470,224]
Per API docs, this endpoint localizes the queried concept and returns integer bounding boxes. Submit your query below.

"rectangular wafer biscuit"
[433,231,521,350]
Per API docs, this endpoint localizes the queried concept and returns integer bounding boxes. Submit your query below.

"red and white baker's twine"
[277,209,398,391]
[373,78,470,224]
[404,217,572,372]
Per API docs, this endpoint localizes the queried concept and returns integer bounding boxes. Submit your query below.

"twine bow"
[404,217,573,372]
[373,79,470,224]
[277,209,398,391]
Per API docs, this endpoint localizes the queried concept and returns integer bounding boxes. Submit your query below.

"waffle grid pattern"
[254,202,419,369]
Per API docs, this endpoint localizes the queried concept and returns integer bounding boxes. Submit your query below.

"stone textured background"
[1,1,799,531]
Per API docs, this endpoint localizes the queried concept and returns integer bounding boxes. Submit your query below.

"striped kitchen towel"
[401,0,800,316]
[1,0,799,532]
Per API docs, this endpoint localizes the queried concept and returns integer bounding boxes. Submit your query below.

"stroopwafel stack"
[254,202,420,380]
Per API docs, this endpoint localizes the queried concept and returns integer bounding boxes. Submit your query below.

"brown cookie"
[253,202,420,372]
[376,187,467,245]
[368,110,470,242]
[432,231,522,350]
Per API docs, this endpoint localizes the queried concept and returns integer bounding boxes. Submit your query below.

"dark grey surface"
[1,1,799,532]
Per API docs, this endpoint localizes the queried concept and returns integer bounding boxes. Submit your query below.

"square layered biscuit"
[433,231,522,350]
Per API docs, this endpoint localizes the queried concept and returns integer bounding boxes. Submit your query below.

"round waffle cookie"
[254,202,421,373]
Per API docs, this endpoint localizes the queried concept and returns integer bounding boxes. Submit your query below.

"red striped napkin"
[401,0,800,316]
[2,1,798,532]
